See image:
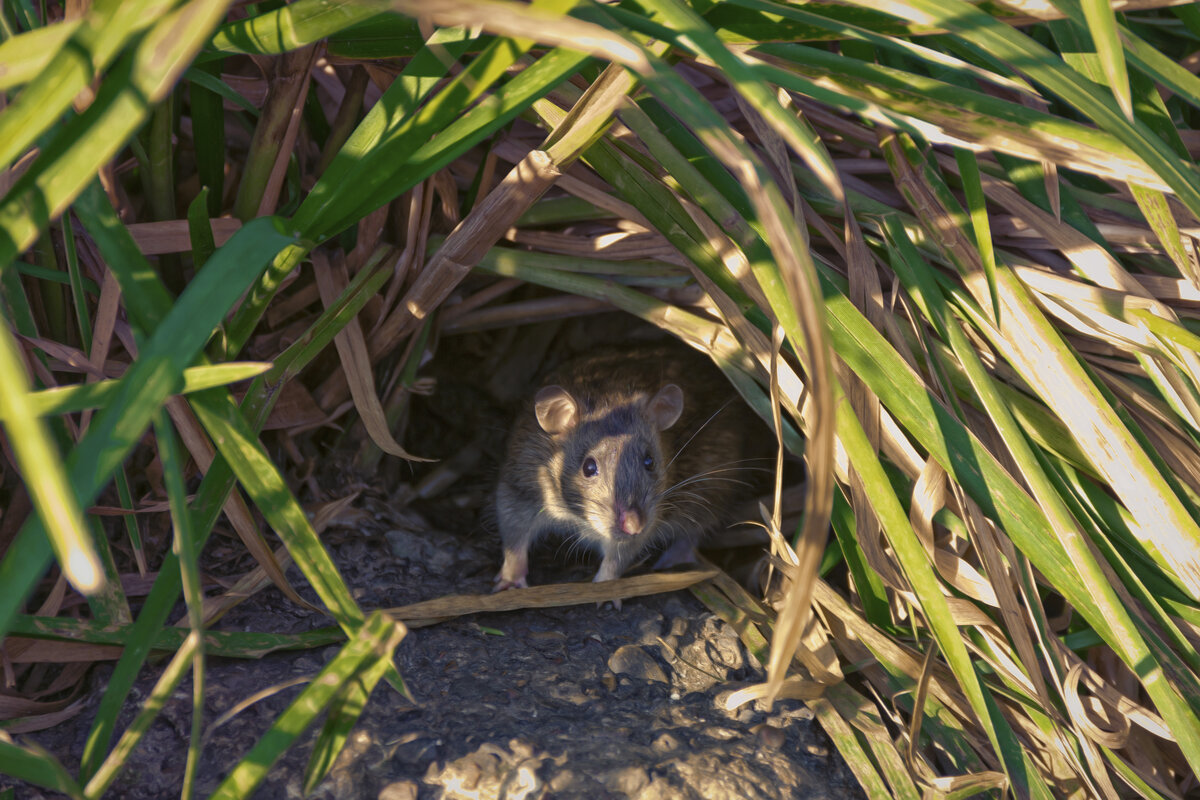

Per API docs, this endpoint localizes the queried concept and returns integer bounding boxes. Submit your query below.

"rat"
[493,340,769,591]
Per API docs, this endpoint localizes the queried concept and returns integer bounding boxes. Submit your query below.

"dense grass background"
[2,0,1200,796]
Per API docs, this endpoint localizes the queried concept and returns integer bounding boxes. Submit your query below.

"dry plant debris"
[0,0,1199,798]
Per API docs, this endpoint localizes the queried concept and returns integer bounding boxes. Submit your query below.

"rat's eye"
[582,457,599,478]
[643,454,655,471]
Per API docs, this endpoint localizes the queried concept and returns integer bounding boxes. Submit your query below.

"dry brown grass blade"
[375,61,641,351]
[382,570,718,627]
[374,184,430,328]
[378,148,563,345]
[505,228,682,262]
[162,395,318,613]
[81,269,122,437]
[312,250,431,462]
[761,244,836,703]
[494,138,651,227]
[185,492,360,627]
[0,696,87,735]
[812,579,976,727]
[909,460,997,606]
[3,639,124,663]
[238,44,318,219]
[960,495,1056,710]
[726,678,826,707]
[125,219,241,255]
[195,543,294,628]
[442,295,611,335]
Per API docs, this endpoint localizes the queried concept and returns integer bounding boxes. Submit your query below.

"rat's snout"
[617,504,643,535]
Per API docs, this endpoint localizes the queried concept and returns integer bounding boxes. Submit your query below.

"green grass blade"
[0,739,83,798]
[830,485,890,627]
[72,182,393,778]
[68,214,291,778]
[325,13,426,59]
[0,0,235,268]
[8,614,345,657]
[209,0,390,54]
[0,0,168,173]
[830,375,1034,794]
[302,637,396,794]
[227,34,588,357]
[187,62,229,217]
[293,29,537,240]
[27,363,270,417]
[154,410,206,800]
[184,63,257,115]
[208,611,405,800]
[835,0,1200,219]
[0,318,101,595]
[82,632,200,799]
[0,18,82,91]
[186,188,216,268]
[187,389,366,631]
[952,151,998,324]
[1078,0,1132,119]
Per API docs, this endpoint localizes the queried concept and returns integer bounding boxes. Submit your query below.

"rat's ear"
[648,384,684,430]
[535,386,579,435]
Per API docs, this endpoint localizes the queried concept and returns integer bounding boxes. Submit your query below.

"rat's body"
[494,342,766,590]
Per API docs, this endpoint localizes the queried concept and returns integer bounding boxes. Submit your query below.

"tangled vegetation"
[2,0,1200,797]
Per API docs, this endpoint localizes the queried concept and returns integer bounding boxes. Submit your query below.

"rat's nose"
[617,505,643,535]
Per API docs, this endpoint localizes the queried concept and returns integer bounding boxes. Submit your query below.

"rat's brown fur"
[494,341,769,590]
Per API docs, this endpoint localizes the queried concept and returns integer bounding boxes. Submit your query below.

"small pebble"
[752,723,786,750]
[652,733,682,753]
[607,644,669,685]
[604,766,650,794]
[378,781,419,800]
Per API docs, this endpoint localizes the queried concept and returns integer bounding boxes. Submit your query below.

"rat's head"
[535,382,683,542]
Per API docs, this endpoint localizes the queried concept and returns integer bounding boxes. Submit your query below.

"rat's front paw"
[493,574,529,592]
[494,549,529,592]
[592,564,623,610]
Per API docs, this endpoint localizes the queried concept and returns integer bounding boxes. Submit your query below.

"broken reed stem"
[383,569,718,627]
[373,149,562,345]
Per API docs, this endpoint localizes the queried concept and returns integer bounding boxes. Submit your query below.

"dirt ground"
[3,315,865,799]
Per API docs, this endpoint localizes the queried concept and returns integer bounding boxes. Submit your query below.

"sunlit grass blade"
[64,211,291,779]
[81,631,200,799]
[1079,0,1132,119]
[0,0,168,173]
[0,738,83,799]
[836,0,1200,219]
[209,0,390,54]
[881,136,1200,774]
[745,42,1163,190]
[0,18,82,91]
[0,320,101,596]
[208,611,405,800]
[301,633,397,794]
[0,0,235,268]
[187,388,368,632]
[27,363,271,417]
[154,410,205,800]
